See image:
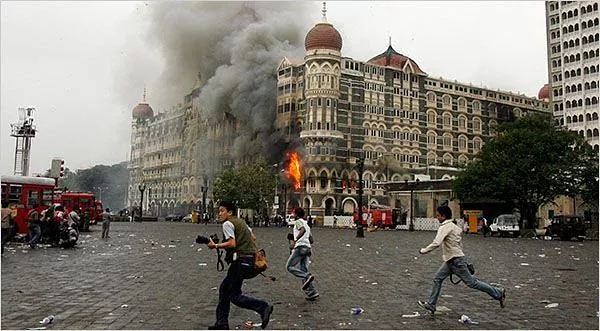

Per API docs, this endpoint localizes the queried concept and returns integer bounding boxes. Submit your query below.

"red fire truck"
[353,204,398,229]
[1,175,103,234]
[57,191,103,225]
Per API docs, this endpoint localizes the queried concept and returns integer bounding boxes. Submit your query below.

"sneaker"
[305,292,320,301]
[499,287,506,308]
[417,300,436,313]
[260,304,273,329]
[302,274,315,290]
[207,324,229,330]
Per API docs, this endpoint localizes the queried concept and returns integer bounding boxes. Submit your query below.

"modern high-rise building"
[543,1,599,151]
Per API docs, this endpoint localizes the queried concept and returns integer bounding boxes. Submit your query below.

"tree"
[212,159,277,213]
[43,163,129,211]
[454,113,598,229]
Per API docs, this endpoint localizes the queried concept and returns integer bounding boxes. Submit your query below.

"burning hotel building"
[128,8,549,219]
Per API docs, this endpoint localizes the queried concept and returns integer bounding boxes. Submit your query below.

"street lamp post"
[138,183,146,220]
[201,186,208,216]
[356,157,365,238]
[405,178,420,232]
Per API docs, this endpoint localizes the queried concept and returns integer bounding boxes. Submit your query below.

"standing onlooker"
[286,207,319,301]
[1,201,13,254]
[102,208,112,239]
[27,204,42,249]
[417,205,506,314]
[481,216,490,237]
[205,201,273,330]
[68,207,81,230]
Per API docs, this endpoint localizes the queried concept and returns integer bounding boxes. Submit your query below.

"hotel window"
[458,135,467,151]
[443,95,451,108]
[443,113,452,127]
[427,132,437,146]
[473,117,482,133]
[472,101,481,114]
[443,134,452,148]
[458,116,467,130]
[473,137,482,152]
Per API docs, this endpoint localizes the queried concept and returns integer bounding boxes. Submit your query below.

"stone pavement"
[1,222,598,330]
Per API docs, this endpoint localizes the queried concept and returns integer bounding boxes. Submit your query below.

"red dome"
[538,83,549,100]
[132,102,153,119]
[304,22,342,52]
[367,45,425,74]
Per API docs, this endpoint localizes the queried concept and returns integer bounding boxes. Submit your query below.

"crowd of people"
[0,204,113,254]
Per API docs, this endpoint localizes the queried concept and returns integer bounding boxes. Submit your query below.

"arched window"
[579,114,584,122]
[458,135,467,151]
[473,137,482,152]
[473,117,482,133]
[427,110,437,125]
[443,113,452,127]
[458,115,467,130]
[442,95,451,108]
[319,171,328,189]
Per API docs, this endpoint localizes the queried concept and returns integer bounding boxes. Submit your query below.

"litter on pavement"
[545,303,559,308]
[401,312,420,318]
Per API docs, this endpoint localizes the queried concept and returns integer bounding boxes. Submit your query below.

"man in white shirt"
[417,205,506,314]
[286,207,319,300]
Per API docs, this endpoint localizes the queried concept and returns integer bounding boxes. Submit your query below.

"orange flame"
[287,151,301,191]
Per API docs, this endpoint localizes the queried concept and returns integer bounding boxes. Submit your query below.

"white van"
[489,214,520,237]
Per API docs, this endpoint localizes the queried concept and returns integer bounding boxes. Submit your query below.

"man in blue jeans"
[27,203,41,249]
[286,207,318,300]
[417,205,506,314]
[206,201,273,330]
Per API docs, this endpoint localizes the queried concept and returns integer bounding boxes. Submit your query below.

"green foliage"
[212,159,277,212]
[47,162,129,211]
[454,113,598,227]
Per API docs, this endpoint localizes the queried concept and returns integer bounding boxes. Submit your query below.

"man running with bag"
[206,201,273,330]
[417,205,506,314]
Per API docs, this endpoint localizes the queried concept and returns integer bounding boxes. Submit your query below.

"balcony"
[300,130,344,140]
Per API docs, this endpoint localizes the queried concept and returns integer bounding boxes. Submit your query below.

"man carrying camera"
[205,201,273,330]
[417,205,506,314]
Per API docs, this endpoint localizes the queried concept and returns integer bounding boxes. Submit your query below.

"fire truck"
[56,191,103,225]
[1,175,103,234]
[353,204,399,229]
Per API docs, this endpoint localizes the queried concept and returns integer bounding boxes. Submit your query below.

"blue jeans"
[28,223,41,247]
[426,256,502,309]
[286,246,316,295]
[216,256,269,326]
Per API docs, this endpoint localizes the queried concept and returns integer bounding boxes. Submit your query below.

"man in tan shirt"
[417,205,506,314]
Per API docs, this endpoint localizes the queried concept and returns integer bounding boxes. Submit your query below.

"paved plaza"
[1,222,598,330]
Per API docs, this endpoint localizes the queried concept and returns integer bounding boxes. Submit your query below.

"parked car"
[489,214,520,237]
[166,214,183,222]
[545,215,586,241]
[182,214,192,223]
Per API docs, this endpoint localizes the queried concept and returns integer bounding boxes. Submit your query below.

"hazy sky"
[1,1,547,176]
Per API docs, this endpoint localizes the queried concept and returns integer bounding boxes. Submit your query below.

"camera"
[196,234,220,245]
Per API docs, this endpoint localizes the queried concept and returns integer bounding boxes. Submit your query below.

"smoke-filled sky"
[1,1,548,176]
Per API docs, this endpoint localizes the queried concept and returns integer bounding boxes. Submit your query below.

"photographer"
[417,205,506,314]
[204,201,273,330]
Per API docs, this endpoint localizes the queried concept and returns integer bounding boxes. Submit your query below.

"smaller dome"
[132,102,153,119]
[304,22,342,52]
[538,83,549,100]
[367,45,425,74]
